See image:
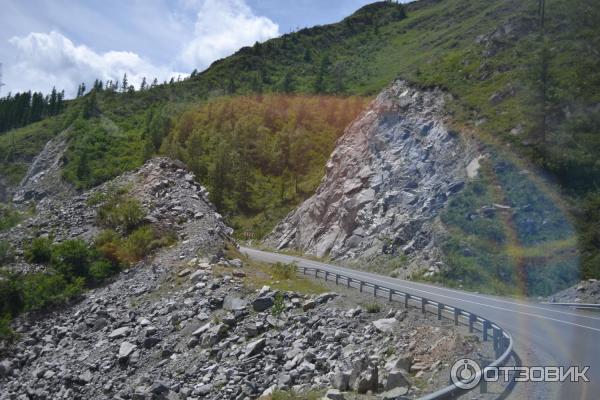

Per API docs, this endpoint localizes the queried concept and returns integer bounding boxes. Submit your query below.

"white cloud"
[2,0,279,97]
[6,31,184,97]
[179,0,280,70]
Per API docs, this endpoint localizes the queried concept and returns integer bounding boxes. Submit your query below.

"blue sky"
[0,0,411,97]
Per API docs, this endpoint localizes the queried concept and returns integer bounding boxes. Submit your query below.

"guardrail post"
[479,358,491,394]
[454,308,461,326]
[374,285,378,298]
[359,282,364,293]
[437,303,443,320]
[335,274,339,285]
[482,320,490,341]
[502,336,510,352]
[347,277,351,288]
[469,314,476,333]
[325,271,329,282]
[315,269,318,278]
[404,293,410,309]
[493,328,501,357]
[389,289,393,302]
[421,298,427,314]
[302,267,306,275]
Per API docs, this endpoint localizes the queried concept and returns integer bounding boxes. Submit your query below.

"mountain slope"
[1,0,599,282]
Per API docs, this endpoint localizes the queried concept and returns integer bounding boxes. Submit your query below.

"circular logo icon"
[450,358,482,390]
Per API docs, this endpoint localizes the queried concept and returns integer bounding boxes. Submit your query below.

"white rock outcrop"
[266,81,480,274]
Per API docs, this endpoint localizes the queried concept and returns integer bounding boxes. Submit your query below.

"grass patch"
[0,204,23,231]
[268,389,325,400]
[220,245,327,295]
[364,302,381,314]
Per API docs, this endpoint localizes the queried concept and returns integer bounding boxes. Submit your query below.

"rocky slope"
[547,279,600,304]
[0,255,491,400]
[266,81,480,275]
[1,158,231,270]
[0,153,496,400]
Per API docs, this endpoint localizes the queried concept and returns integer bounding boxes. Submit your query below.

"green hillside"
[1,0,599,291]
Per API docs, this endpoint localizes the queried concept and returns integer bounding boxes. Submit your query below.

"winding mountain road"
[241,246,599,400]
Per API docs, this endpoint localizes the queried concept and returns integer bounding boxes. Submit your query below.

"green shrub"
[0,240,14,265]
[0,273,24,317]
[24,237,53,264]
[0,204,22,231]
[21,273,84,311]
[271,262,297,280]
[51,240,92,279]
[0,314,18,343]
[120,226,156,262]
[97,196,145,233]
[89,259,119,282]
[94,229,123,264]
[271,292,285,316]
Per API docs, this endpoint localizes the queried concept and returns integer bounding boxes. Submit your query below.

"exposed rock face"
[266,81,479,273]
[13,131,74,204]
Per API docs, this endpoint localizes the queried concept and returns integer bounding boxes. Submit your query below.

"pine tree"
[140,77,147,91]
[81,90,98,119]
[49,87,58,114]
[121,73,128,93]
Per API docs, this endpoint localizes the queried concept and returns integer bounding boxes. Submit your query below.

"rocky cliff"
[266,81,480,275]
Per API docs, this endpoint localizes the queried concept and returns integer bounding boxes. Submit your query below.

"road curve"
[241,246,599,400]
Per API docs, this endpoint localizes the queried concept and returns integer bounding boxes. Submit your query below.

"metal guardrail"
[299,265,514,399]
[541,302,600,310]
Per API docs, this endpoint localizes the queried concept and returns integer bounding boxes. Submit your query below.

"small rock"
[373,318,399,334]
[302,300,316,311]
[325,389,345,400]
[77,370,93,385]
[385,354,412,372]
[244,338,266,358]
[201,323,228,347]
[178,268,192,277]
[189,270,205,283]
[192,322,212,337]
[385,369,410,390]
[0,360,12,377]
[223,296,248,311]
[378,386,409,400]
[118,342,137,360]
[331,370,351,391]
[232,270,246,278]
[108,326,132,339]
[252,296,274,312]
[315,292,338,304]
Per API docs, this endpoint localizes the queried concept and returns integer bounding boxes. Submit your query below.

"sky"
[0,0,411,98]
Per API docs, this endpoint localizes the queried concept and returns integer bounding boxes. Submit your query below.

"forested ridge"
[1,0,600,285]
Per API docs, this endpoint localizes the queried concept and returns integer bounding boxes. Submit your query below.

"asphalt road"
[241,246,600,400]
